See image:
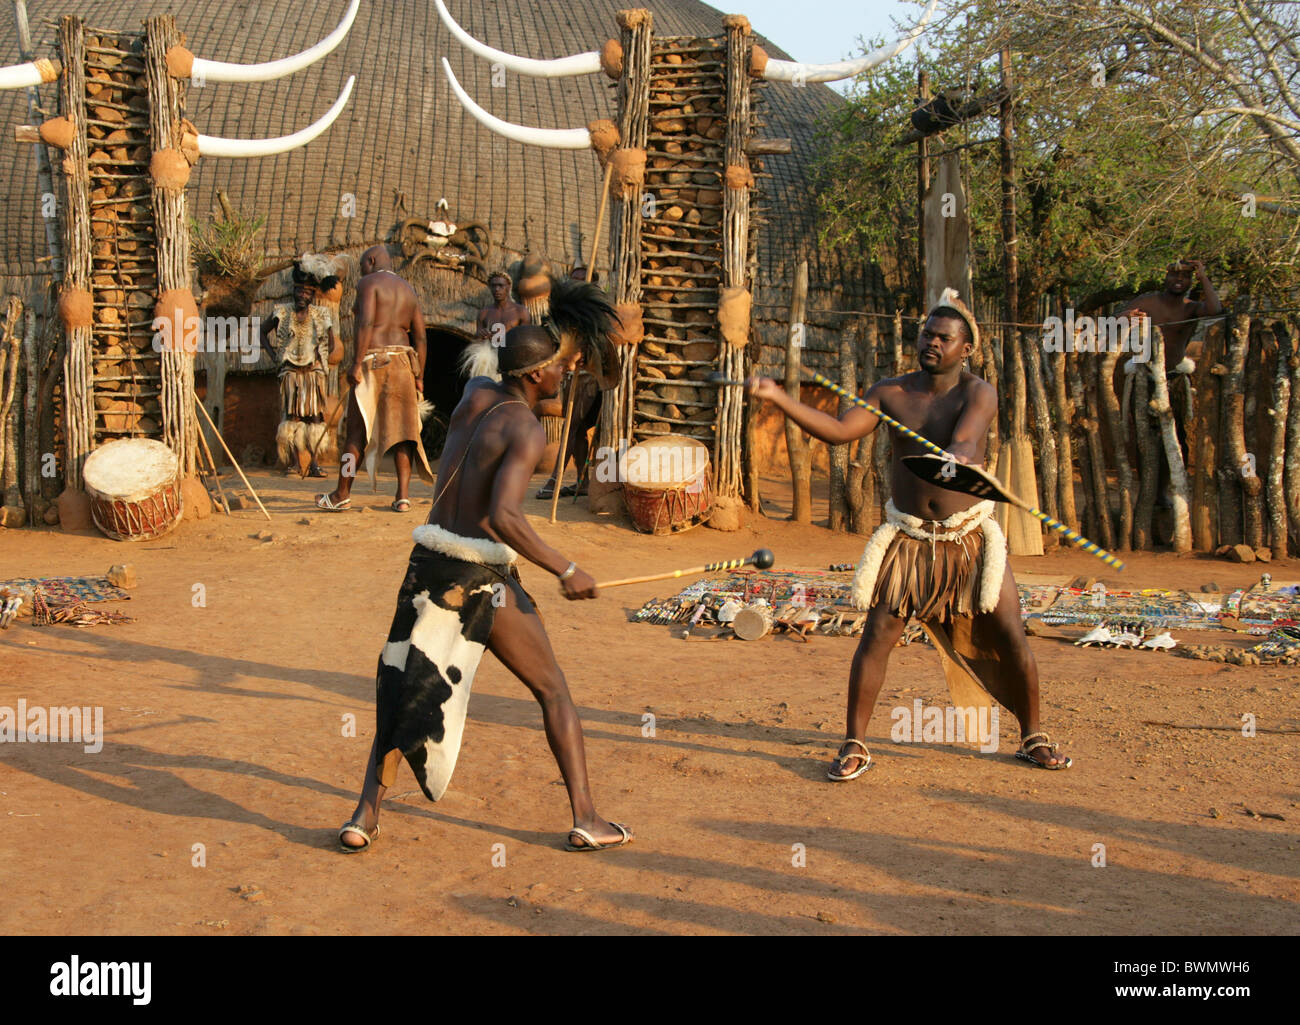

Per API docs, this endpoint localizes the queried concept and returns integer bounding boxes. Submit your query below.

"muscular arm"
[1191,266,1223,319]
[751,377,881,445]
[946,380,997,464]
[486,418,575,577]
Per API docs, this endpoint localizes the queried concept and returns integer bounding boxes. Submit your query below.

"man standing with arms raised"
[318,247,434,512]
[746,293,1070,780]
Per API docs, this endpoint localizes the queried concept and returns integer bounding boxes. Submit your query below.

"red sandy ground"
[0,469,1297,935]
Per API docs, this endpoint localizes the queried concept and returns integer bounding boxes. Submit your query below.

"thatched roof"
[0,0,860,305]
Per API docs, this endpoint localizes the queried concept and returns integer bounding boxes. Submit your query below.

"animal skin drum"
[623,435,713,535]
[732,603,774,641]
[82,438,183,542]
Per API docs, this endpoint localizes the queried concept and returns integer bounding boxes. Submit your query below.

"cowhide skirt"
[375,526,517,800]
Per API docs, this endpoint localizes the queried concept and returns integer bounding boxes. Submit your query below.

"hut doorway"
[421,327,473,459]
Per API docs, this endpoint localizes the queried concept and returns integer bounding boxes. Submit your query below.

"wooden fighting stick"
[194,397,272,521]
[549,370,578,524]
[595,548,775,590]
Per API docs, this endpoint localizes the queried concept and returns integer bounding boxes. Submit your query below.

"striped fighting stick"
[711,371,1124,571]
[805,371,1126,571]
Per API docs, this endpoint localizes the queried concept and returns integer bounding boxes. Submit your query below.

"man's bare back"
[431,379,542,542]
[352,261,425,375]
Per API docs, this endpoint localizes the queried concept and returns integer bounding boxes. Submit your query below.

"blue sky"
[729,0,920,93]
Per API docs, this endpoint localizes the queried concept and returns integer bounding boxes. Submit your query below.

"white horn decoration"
[762,0,939,84]
[435,0,601,78]
[197,76,356,158]
[0,60,59,90]
[441,58,591,150]
[190,0,360,83]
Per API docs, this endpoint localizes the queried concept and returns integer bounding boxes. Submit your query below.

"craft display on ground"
[631,568,1300,659]
[0,570,136,629]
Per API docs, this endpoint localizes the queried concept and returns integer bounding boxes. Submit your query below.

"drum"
[732,603,774,641]
[82,438,183,542]
[538,414,565,474]
[622,435,713,535]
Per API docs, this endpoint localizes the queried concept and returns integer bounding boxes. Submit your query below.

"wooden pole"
[717,14,753,506]
[1282,317,1300,555]
[1267,321,1291,559]
[850,310,879,534]
[1241,319,1265,550]
[596,9,651,471]
[1081,346,1114,551]
[873,308,901,518]
[22,309,38,520]
[1131,358,1158,549]
[194,397,271,521]
[995,47,1041,555]
[1047,301,1076,529]
[1190,318,1222,550]
[1220,309,1251,546]
[14,1,63,277]
[58,16,94,488]
[829,324,855,532]
[917,69,929,310]
[587,161,614,274]
[194,414,230,516]
[1022,308,1058,534]
[0,298,20,500]
[550,371,577,524]
[1065,352,1095,543]
[146,16,197,478]
[1098,336,1133,550]
[783,260,811,524]
[1149,326,1191,552]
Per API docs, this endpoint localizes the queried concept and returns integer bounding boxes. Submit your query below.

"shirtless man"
[747,295,1070,779]
[318,247,430,511]
[1121,259,1223,373]
[338,324,631,852]
[476,271,530,344]
[1119,260,1223,508]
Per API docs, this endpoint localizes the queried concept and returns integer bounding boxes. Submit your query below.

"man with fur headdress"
[338,280,631,854]
[317,246,433,513]
[746,289,1071,780]
[262,254,342,478]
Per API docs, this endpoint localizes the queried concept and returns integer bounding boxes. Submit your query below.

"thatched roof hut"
[0,0,868,364]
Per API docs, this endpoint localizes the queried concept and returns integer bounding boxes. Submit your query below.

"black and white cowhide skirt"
[374,525,517,801]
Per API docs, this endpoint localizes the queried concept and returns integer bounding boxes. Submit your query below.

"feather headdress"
[459,276,620,389]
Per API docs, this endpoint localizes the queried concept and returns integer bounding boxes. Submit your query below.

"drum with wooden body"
[622,435,713,535]
[82,438,183,542]
[732,603,774,641]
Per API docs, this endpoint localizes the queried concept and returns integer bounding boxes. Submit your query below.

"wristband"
[558,562,577,582]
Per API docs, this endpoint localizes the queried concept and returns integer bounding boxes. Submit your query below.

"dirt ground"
[1,467,1297,936]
